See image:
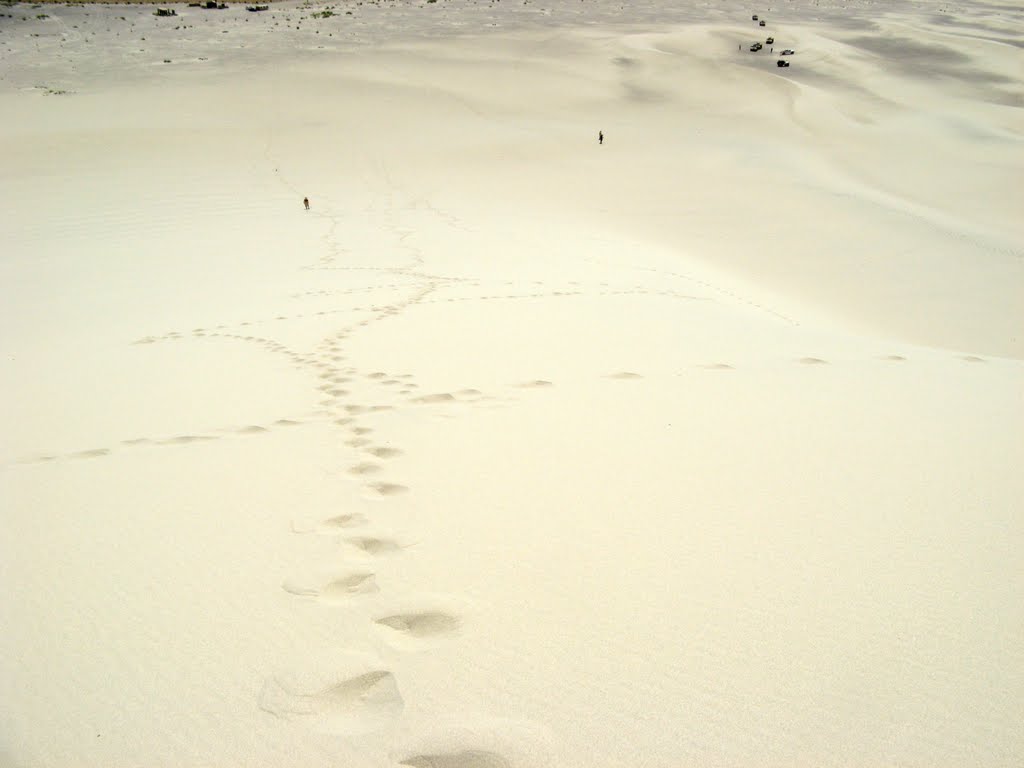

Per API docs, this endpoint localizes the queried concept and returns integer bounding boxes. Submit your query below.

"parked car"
[759,20,767,26]
[777,60,790,67]
[752,14,758,20]
[750,42,763,51]
[780,49,795,55]
[766,37,774,44]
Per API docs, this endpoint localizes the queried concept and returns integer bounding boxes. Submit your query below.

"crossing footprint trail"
[8,150,995,765]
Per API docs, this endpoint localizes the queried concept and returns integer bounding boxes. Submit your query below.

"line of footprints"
[15,342,989,467]
[258,328,539,767]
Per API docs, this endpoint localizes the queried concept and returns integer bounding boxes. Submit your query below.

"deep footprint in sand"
[347,536,403,556]
[412,392,457,404]
[367,445,403,459]
[375,611,460,638]
[364,482,409,498]
[258,670,402,735]
[400,751,511,768]
[320,573,379,601]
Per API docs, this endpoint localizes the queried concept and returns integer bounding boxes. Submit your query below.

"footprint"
[516,380,553,388]
[160,435,217,445]
[291,513,368,534]
[399,753,511,768]
[701,363,734,370]
[348,462,382,476]
[321,573,378,601]
[881,355,906,362]
[962,355,986,363]
[275,419,301,426]
[258,670,402,735]
[456,389,483,398]
[71,448,110,459]
[799,357,828,365]
[367,446,402,459]
[323,513,368,529]
[281,581,320,597]
[375,611,460,638]
[412,393,456,404]
[347,536,403,555]
[364,482,409,497]
[236,425,268,434]
[347,437,373,448]
[606,371,642,379]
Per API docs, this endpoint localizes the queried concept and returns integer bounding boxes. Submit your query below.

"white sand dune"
[1,1,1022,766]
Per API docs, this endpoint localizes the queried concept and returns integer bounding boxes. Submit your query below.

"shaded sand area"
[2,1,1023,766]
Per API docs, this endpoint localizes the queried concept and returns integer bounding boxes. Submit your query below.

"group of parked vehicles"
[748,14,795,68]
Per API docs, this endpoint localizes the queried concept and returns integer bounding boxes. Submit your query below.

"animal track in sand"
[400,751,511,768]
[347,536,404,556]
[375,611,460,638]
[258,670,402,735]
[799,357,829,365]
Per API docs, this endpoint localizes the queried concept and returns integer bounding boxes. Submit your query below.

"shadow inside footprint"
[321,513,368,530]
[347,537,402,555]
[375,611,460,638]
[365,482,409,497]
[258,670,402,735]
[367,446,402,459]
[321,573,377,601]
[606,371,642,379]
[400,750,511,768]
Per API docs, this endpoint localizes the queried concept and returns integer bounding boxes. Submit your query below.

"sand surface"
[2,1,1023,766]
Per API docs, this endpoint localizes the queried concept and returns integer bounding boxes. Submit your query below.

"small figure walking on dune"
[598,130,604,145]
[303,197,310,210]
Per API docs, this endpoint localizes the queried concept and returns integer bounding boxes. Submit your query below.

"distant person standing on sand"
[598,130,604,145]
[303,197,309,210]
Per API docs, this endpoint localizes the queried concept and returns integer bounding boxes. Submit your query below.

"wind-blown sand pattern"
[1,0,1022,766]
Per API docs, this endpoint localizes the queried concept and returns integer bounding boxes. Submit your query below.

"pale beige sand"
[1,1,1022,766]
